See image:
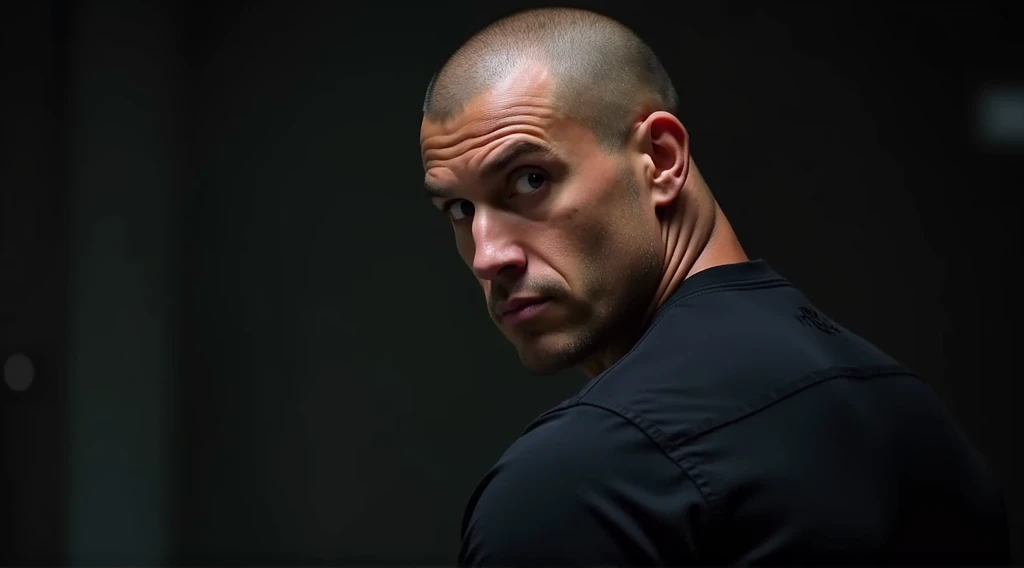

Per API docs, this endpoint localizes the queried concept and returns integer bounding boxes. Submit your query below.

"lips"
[498,296,547,317]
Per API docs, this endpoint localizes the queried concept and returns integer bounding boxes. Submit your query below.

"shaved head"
[423,7,678,149]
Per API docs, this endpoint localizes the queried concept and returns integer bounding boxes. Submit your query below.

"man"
[419,7,1009,566]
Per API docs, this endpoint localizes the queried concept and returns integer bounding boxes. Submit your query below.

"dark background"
[2,0,1021,565]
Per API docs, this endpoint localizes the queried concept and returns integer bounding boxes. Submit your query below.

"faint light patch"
[4,353,35,392]
[975,84,1024,151]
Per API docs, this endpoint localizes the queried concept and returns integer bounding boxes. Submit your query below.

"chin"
[513,333,596,376]
[518,352,573,376]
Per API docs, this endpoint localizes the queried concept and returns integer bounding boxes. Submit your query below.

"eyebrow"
[480,140,556,179]
[424,140,556,201]
[424,182,448,200]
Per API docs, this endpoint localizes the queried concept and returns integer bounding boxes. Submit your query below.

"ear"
[637,111,690,208]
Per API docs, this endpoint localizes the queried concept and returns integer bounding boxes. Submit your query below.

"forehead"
[421,63,555,136]
[419,64,566,175]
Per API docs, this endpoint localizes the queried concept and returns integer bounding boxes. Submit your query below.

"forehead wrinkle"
[421,116,557,167]
[424,123,546,163]
[419,96,557,145]
[421,102,556,149]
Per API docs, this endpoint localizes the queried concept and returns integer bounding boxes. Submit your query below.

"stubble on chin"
[511,323,602,376]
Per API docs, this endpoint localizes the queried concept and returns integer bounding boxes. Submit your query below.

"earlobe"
[642,111,689,208]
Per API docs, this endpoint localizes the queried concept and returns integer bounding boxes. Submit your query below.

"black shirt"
[458,260,1009,566]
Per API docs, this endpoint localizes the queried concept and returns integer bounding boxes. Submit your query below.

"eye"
[446,199,474,221]
[512,171,547,196]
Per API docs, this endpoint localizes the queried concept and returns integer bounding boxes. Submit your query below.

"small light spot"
[4,353,35,392]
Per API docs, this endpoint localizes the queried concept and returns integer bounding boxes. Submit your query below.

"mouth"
[497,297,551,325]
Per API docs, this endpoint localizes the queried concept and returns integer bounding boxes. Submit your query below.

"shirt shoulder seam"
[564,364,915,518]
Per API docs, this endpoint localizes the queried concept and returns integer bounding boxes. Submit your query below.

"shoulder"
[459,403,709,566]
[467,404,655,505]
[495,402,657,474]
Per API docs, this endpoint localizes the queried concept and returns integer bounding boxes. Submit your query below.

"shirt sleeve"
[458,403,710,567]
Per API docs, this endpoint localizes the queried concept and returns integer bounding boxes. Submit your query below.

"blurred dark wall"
[1,1,70,564]
[2,0,1021,565]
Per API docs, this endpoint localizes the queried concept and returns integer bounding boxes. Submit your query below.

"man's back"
[460,261,1009,565]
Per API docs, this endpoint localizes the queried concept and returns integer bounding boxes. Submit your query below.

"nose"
[470,208,526,283]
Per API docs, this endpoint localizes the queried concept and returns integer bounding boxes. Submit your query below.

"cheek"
[560,191,649,292]
[568,214,609,259]
[543,209,613,288]
[562,190,617,256]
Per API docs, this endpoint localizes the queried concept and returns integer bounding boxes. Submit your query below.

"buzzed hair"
[422,8,678,149]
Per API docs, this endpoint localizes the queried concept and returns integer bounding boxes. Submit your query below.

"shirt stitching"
[572,365,915,522]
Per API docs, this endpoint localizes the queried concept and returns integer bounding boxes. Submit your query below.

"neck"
[579,165,748,378]
[652,200,747,313]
